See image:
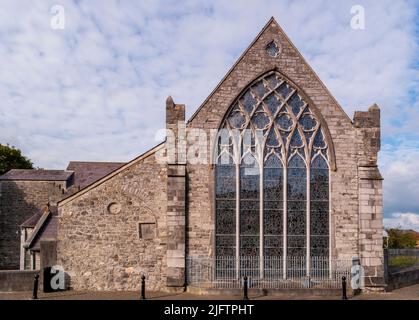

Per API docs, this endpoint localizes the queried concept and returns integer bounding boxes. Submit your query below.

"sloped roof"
[59,142,164,206]
[187,17,351,125]
[66,161,125,189]
[59,17,352,206]
[0,169,73,181]
[24,206,58,251]
[20,210,44,228]
[30,212,58,251]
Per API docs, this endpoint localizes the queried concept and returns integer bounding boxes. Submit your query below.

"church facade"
[1,18,385,293]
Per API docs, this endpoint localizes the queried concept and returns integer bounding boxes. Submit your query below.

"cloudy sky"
[0,0,418,230]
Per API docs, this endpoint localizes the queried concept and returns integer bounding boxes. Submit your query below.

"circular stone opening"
[107,202,121,214]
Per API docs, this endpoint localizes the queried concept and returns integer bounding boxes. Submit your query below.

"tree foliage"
[0,144,33,175]
[386,228,417,249]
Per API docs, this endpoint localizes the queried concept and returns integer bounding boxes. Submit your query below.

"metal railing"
[388,248,419,257]
[186,256,352,289]
[387,248,419,271]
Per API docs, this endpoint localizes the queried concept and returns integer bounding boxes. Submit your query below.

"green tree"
[0,144,33,175]
[386,227,417,249]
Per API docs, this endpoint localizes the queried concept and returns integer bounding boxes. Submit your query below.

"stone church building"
[0,18,384,293]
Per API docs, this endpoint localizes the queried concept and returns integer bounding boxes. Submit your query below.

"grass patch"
[389,256,419,267]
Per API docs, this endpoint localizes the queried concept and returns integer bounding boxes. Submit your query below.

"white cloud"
[379,138,419,217]
[384,213,419,231]
[0,0,418,220]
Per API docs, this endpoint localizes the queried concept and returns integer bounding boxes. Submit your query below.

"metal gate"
[186,256,351,289]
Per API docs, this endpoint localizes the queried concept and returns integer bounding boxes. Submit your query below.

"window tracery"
[215,71,330,275]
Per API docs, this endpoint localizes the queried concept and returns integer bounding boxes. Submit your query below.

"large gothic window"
[215,71,331,276]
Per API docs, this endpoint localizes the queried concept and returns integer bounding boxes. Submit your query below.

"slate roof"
[24,206,58,251]
[0,162,125,190]
[31,209,58,251]
[66,161,125,189]
[0,169,73,181]
[20,210,44,228]
[14,161,125,247]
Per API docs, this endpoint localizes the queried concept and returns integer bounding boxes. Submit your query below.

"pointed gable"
[188,18,351,130]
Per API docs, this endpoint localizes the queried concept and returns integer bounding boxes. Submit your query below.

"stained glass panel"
[311,236,329,257]
[290,130,303,148]
[288,93,304,116]
[253,81,267,99]
[299,114,317,131]
[228,111,246,129]
[240,154,259,257]
[313,130,326,148]
[310,155,329,262]
[266,41,280,57]
[264,154,283,259]
[216,200,235,234]
[215,71,330,273]
[265,74,279,90]
[276,113,293,130]
[304,131,314,144]
[216,235,235,257]
[265,93,281,115]
[287,154,306,260]
[215,164,236,257]
[276,83,293,100]
[266,128,279,147]
[265,236,283,258]
[240,90,257,114]
[252,112,270,129]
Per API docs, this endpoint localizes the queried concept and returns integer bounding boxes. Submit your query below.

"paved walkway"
[1,284,418,300]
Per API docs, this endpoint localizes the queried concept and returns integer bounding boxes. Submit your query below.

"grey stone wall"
[54,19,384,291]
[387,267,419,291]
[57,154,168,291]
[0,180,69,270]
[184,19,384,286]
[0,270,38,292]
[165,97,187,288]
[355,105,384,285]
[186,20,360,261]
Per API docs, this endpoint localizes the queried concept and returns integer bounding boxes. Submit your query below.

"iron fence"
[387,248,419,271]
[388,249,419,257]
[186,256,352,289]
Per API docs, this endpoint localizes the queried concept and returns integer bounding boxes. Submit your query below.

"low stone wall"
[0,270,39,292]
[387,266,419,291]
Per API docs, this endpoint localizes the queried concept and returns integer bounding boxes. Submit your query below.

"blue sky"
[0,0,418,230]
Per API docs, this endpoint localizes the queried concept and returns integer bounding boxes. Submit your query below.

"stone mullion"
[283,164,288,279]
[278,89,298,118]
[306,163,311,277]
[308,124,321,158]
[235,163,240,279]
[259,160,264,279]
[328,167,333,278]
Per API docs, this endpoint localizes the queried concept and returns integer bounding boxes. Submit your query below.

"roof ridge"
[59,142,165,206]
[187,16,352,125]
[24,207,51,249]
[187,17,275,124]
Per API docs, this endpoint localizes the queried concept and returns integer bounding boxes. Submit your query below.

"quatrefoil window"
[266,40,280,57]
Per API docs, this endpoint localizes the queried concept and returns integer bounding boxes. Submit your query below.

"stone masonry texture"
[0,180,70,269]
[185,19,383,284]
[57,156,168,291]
[1,18,384,291]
